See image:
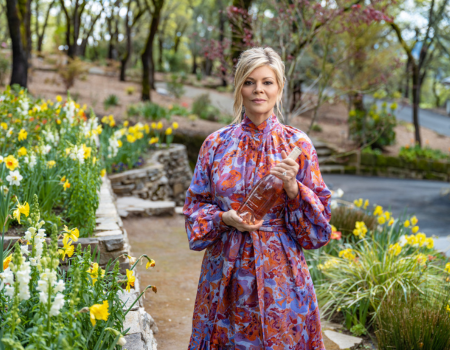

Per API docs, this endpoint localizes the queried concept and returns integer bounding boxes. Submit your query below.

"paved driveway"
[323,174,450,255]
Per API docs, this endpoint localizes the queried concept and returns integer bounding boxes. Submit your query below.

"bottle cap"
[287,146,302,160]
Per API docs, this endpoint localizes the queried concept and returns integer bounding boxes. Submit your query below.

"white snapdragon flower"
[50,293,65,316]
[16,261,31,300]
[43,144,52,154]
[65,101,76,124]
[6,170,23,186]
[54,280,65,293]
[1,268,15,298]
[69,145,85,164]
[20,245,29,255]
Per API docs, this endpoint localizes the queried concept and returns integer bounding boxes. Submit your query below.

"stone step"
[116,196,175,217]
[316,148,332,156]
[319,165,345,174]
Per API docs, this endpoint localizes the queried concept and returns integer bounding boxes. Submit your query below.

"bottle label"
[287,146,302,160]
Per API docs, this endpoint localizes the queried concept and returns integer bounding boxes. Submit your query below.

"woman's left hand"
[270,150,299,200]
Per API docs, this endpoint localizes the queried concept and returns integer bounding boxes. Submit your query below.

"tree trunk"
[141,5,162,101]
[218,0,227,87]
[404,57,411,100]
[191,53,197,74]
[158,34,163,70]
[7,0,28,87]
[411,64,422,147]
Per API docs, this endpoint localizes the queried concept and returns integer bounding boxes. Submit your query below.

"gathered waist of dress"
[258,218,287,232]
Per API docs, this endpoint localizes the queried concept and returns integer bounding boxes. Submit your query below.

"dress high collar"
[241,114,279,135]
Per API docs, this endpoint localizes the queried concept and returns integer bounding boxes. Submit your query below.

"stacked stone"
[109,144,192,206]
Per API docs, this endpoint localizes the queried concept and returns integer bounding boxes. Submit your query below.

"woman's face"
[241,65,280,120]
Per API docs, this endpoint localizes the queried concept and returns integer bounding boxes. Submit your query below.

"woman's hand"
[222,210,263,232]
[270,150,300,199]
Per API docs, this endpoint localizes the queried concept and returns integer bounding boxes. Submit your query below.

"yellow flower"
[83,145,92,159]
[110,120,116,127]
[123,121,129,127]
[61,176,66,182]
[47,160,56,168]
[424,237,434,249]
[373,205,383,216]
[157,121,163,130]
[415,253,427,266]
[56,95,62,102]
[89,300,110,326]
[100,169,106,177]
[146,259,156,269]
[18,129,27,141]
[1,122,7,130]
[92,156,97,164]
[3,254,12,270]
[353,221,367,238]
[165,127,172,136]
[18,147,27,156]
[339,248,356,260]
[149,137,159,145]
[363,199,369,209]
[151,122,156,129]
[136,131,144,139]
[58,235,74,261]
[353,198,363,208]
[127,134,136,143]
[126,269,136,292]
[412,226,419,234]
[101,116,109,124]
[87,263,105,285]
[63,225,79,242]
[377,216,386,225]
[63,179,71,191]
[172,122,179,130]
[388,218,394,226]
[390,102,398,110]
[384,211,391,220]
[117,140,123,147]
[404,220,410,228]
[65,148,71,155]
[388,243,402,256]
[13,201,30,224]
[447,304,450,314]
[144,124,150,134]
[4,155,19,171]
[411,216,418,226]
[445,263,450,274]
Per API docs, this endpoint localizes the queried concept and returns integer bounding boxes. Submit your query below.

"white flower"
[50,293,65,316]
[6,128,13,138]
[0,268,14,292]
[42,144,51,154]
[30,257,39,266]
[330,200,338,210]
[398,235,407,247]
[0,155,3,162]
[65,101,76,124]
[6,170,23,186]
[36,228,46,239]
[0,185,8,196]
[20,245,29,255]
[69,145,85,164]
[24,154,37,168]
[54,280,65,293]
[118,336,127,346]
[17,261,31,300]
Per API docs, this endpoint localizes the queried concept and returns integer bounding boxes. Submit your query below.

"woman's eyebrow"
[246,77,275,80]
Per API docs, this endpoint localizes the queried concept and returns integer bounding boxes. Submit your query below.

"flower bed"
[0,88,158,348]
[309,189,450,345]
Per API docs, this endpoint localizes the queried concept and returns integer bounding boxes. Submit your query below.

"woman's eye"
[264,81,273,85]
[244,81,253,85]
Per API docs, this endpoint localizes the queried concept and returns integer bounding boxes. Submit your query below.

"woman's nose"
[253,82,264,93]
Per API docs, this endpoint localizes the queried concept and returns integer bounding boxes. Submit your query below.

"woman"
[183,47,331,350]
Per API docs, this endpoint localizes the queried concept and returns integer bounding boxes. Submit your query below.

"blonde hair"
[233,47,286,124]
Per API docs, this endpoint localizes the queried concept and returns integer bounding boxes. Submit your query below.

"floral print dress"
[183,114,332,350]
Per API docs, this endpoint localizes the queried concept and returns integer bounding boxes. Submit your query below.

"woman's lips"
[252,99,266,104]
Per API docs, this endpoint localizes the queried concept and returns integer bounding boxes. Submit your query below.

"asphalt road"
[323,174,450,255]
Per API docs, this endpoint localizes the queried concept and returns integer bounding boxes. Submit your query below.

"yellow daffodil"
[446,304,450,313]
[165,127,172,136]
[101,116,109,124]
[13,201,30,224]
[146,259,156,269]
[157,121,163,130]
[151,122,156,129]
[388,243,402,256]
[63,179,71,191]
[136,131,144,139]
[47,160,56,168]
[363,199,369,209]
[110,120,116,127]
[144,124,149,134]
[424,237,434,249]
[353,221,367,238]
[18,147,27,156]
[87,263,105,285]
[377,216,386,225]
[126,269,136,292]
[149,137,159,145]
[353,198,363,208]
[123,121,129,127]
[172,122,179,130]
[388,218,394,226]
[412,226,419,234]
[63,225,79,242]
[127,134,136,143]
[373,205,383,216]
[339,248,356,260]
[18,129,27,141]
[100,169,106,177]
[1,122,7,130]
[89,300,110,326]
[58,235,74,261]
[384,211,391,220]
[445,263,450,274]
[4,155,19,171]
[411,216,418,226]
[3,254,12,270]
[61,176,66,182]
[404,220,410,228]
[56,95,62,102]
[415,253,427,266]
[117,140,123,147]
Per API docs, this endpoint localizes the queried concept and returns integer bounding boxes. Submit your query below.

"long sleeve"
[183,137,229,251]
[284,140,332,250]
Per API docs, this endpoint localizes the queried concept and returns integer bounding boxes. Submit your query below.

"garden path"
[323,174,450,255]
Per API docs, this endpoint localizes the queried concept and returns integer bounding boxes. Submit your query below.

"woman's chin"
[246,106,274,116]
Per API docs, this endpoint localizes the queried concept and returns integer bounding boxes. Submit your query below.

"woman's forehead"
[247,66,276,79]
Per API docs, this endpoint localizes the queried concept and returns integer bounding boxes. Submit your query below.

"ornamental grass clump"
[0,195,157,349]
[375,288,450,350]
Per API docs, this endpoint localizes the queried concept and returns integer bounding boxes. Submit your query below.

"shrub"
[399,144,450,161]
[125,86,135,95]
[57,57,87,90]
[166,73,186,99]
[329,206,377,238]
[348,102,396,149]
[103,94,120,110]
[139,102,169,121]
[311,123,322,132]
[168,104,189,117]
[376,289,450,350]
[191,93,220,121]
[0,53,9,86]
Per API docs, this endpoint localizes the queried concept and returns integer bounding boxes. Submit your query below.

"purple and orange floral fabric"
[183,114,332,349]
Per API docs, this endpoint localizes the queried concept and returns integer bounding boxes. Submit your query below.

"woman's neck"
[245,109,273,126]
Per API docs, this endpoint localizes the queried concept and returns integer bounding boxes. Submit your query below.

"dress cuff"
[286,181,302,212]
[212,211,228,231]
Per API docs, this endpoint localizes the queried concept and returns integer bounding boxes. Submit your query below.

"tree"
[229,0,253,63]
[6,0,28,87]
[141,0,165,101]
[390,0,450,146]
[34,0,56,52]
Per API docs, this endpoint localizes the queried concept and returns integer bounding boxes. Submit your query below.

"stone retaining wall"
[109,144,193,206]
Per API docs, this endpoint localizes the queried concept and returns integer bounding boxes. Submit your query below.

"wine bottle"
[237,146,302,225]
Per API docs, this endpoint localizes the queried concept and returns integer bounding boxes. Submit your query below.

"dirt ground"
[17,57,450,156]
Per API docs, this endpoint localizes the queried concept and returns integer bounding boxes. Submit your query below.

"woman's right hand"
[222,210,263,232]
